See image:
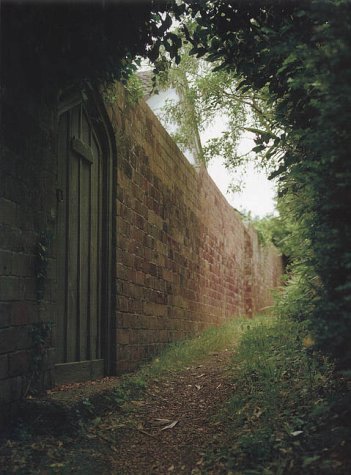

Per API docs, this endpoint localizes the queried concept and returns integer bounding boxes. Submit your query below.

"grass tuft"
[205,316,350,474]
[111,316,249,407]
[138,316,248,379]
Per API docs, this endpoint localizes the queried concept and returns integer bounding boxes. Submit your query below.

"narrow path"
[1,350,236,474]
[106,350,235,474]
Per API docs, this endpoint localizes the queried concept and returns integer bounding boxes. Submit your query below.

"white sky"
[207,157,277,218]
[202,117,277,218]
[147,89,277,218]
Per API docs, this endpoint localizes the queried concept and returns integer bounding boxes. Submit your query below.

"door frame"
[56,85,116,379]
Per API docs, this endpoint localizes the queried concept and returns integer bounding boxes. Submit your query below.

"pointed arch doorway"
[54,90,114,385]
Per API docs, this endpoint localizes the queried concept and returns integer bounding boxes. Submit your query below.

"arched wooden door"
[55,94,113,384]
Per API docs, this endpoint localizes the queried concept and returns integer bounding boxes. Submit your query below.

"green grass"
[88,313,350,473]
[139,316,249,378]
[5,314,350,474]
[112,316,249,404]
[204,316,350,474]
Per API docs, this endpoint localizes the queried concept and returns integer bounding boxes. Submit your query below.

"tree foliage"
[156,39,282,172]
[161,0,351,367]
[1,1,175,96]
[3,0,351,368]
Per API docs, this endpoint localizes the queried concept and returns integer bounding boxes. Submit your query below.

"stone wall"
[0,82,283,423]
[0,92,57,424]
[106,84,283,373]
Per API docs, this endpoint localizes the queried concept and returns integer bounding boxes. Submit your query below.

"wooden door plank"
[67,106,80,362]
[56,99,110,378]
[55,113,69,363]
[79,159,90,360]
[82,110,91,146]
[90,134,99,359]
[97,140,103,359]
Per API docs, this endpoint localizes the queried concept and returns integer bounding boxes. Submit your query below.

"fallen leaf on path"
[291,430,303,437]
[151,418,172,426]
[161,420,179,431]
[195,385,201,390]
[197,374,205,378]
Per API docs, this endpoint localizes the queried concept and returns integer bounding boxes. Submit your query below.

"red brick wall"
[0,94,57,423]
[0,83,283,420]
[106,85,283,372]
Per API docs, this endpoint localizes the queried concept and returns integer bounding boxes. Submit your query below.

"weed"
[112,377,147,407]
[204,315,350,474]
[138,317,248,380]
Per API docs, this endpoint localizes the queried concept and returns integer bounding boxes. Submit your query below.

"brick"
[0,326,31,354]
[0,250,13,276]
[0,379,11,403]
[117,329,130,345]
[109,84,284,373]
[0,354,8,379]
[0,276,25,300]
[11,301,36,326]
[0,302,10,328]
[0,198,17,226]
[10,376,23,401]
[8,350,30,377]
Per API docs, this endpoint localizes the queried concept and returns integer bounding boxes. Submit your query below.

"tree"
[156,40,283,173]
[0,1,176,96]
[159,0,351,367]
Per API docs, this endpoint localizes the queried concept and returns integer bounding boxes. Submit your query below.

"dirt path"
[106,350,234,474]
[1,350,236,474]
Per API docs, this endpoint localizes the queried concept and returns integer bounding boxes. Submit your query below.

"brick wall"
[0,82,283,422]
[106,84,283,372]
[0,92,57,424]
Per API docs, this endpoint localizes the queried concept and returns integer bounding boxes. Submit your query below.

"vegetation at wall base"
[204,316,351,474]
[158,0,351,371]
[3,0,350,371]
[2,315,349,473]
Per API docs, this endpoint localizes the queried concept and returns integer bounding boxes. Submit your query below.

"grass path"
[99,349,235,474]
[0,320,243,474]
[1,316,350,474]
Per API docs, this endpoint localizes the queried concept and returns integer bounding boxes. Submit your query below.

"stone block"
[0,276,25,300]
[0,379,11,403]
[0,198,17,226]
[0,326,31,354]
[0,302,10,328]
[8,350,30,377]
[11,301,36,326]
[117,329,130,345]
[0,250,13,276]
[0,354,8,380]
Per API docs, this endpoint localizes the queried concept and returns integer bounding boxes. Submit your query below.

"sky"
[207,158,276,218]
[146,87,277,218]
[202,119,277,218]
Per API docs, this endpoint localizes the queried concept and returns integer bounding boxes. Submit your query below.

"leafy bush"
[165,0,351,370]
[205,316,350,474]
